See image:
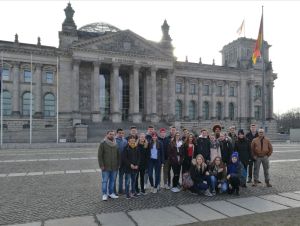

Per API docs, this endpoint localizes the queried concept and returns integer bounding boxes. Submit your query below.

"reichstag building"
[0,3,277,142]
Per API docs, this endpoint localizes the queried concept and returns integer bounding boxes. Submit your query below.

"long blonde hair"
[193,154,207,172]
[137,133,148,148]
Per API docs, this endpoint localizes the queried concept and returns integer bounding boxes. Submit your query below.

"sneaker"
[136,192,142,196]
[258,180,262,184]
[266,182,272,187]
[241,184,247,188]
[102,194,108,201]
[141,191,146,195]
[153,188,158,193]
[126,194,131,199]
[171,187,180,193]
[247,179,252,183]
[211,190,216,196]
[164,184,170,189]
[132,193,138,198]
[204,189,213,197]
[108,193,119,199]
[235,188,240,196]
[150,187,154,193]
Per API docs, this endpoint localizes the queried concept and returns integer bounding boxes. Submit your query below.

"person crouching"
[190,154,213,196]
[227,152,244,195]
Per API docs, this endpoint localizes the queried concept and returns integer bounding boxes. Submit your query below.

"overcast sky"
[1,0,299,114]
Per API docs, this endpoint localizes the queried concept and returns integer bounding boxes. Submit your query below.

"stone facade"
[0,3,277,142]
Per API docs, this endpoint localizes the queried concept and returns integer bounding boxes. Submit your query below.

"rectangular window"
[189,84,196,95]
[229,87,235,96]
[254,106,261,120]
[217,86,223,96]
[24,70,32,82]
[46,72,54,84]
[203,84,209,96]
[2,68,9,81]
[176,82,183,93]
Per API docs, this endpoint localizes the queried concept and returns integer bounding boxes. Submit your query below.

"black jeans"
[171,164,181,188]
[135,167,145,193]
[248,160,254,179]
[229,175,240,190]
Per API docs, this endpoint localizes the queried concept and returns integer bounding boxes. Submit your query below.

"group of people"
[98,124,273,201]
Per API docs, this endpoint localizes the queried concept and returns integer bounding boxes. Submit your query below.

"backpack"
[182,172,194,189]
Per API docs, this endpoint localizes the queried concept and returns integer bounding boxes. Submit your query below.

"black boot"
[235,187,240,196]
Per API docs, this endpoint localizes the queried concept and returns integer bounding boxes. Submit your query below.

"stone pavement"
[0,143,300,225]
[3,191,300,226]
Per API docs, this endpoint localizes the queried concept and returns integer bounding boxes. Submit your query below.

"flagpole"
[30,54,33,144]
[261,6,266,131]
[1,52,3,147]
[244,18,246,37]
[56,56,59,143]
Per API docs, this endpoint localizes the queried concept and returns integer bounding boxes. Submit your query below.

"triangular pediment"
[72,30,172,59]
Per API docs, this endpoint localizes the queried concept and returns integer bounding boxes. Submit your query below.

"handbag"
[182,172,194,189]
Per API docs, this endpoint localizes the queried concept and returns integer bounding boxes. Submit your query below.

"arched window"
[44,93,55,117]
[0,91,12,116]
[189,101,196,120]
[216,102,222,120]
[22,92,34,116]
[229,103,235,120]
[203,101,209,120]
[175,100,182,120]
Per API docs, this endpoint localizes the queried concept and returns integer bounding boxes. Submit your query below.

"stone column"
[131,65,141,123]
[240,78,247,122]
[111,63,121,122]
[211,81,216,120]
[145,70,152,121]
[184,78,189,120]
[12,62,20,116]
[150,66,158,123]
[237,81,241,121]
[224,81,229,120]
[197,79,203,120]
[91,61,102,122]
[72,59,80,121]
[34,64,42,118]
[167,69,175,122]
[249,80,255,120]
[268,80,274,120]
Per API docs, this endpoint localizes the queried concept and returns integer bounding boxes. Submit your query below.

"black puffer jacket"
[235,138,251,165]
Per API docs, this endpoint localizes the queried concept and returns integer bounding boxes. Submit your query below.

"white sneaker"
[153,188,158,193]
[108,193,119,199]
[164,184,170,190]
[102,194,108,201]
[171,187,180,193]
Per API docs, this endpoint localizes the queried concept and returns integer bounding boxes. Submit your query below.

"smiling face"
[196,155,203,165]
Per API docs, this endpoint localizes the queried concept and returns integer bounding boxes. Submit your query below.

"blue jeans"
[118,168,125,193]
[102,170,117,195]
[148,159,161,188]
[125,173,137,195]
[210,176,228,193]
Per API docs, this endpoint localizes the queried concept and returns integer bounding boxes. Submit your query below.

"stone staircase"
[86,121,171,142]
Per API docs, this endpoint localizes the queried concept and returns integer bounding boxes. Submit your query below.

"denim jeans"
[210,176,228,193]
[118,167,125,193]
[102,170,117,195]
[125,173,137,195]
[148,159,161,188]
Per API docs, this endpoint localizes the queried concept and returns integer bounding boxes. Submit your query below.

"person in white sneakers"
[98,130,120,201]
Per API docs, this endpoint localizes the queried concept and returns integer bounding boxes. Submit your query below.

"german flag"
[252,14,263,64]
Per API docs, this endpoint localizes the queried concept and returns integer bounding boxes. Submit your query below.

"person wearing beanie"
[234,129,251,187]
[226,152,244,195]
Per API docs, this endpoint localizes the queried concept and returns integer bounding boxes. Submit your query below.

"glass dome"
[79,22,120,34]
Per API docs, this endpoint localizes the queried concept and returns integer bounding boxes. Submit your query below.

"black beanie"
[238,129,244,135]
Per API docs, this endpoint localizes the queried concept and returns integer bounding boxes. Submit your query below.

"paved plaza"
[0,143,300,226]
